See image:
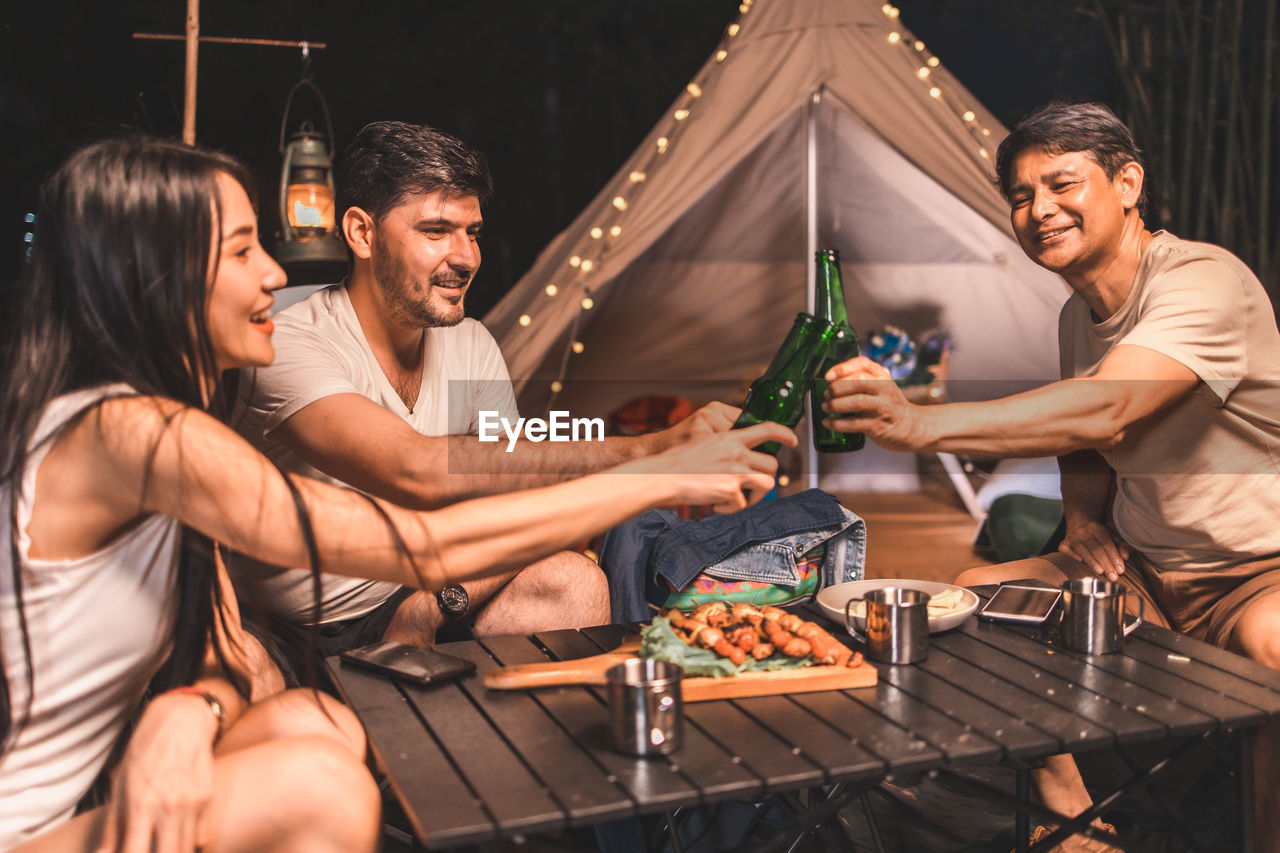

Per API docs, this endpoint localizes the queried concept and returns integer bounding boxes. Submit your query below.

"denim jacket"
[598,489,866,623]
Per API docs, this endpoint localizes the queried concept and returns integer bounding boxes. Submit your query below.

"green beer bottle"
[733,312,836,455]
[811,249,865,452]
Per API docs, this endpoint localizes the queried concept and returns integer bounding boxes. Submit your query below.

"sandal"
[1017,822,1120,852]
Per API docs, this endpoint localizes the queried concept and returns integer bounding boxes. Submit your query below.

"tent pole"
[805,88,821,491]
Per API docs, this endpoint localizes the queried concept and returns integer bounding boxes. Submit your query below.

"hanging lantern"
[273,67,346,273]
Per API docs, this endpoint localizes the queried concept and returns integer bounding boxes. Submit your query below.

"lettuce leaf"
[640,616,814,678]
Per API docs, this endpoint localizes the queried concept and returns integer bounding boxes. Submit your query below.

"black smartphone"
[978,583,1063,625]
[339,641,476,685]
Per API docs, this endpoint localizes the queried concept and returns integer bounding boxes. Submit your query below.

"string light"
[545,284,558,296]
[569,255,582,267]
[609,225,622,237]
[727,23,740,37]
[572,341,585,354]
[629,170,646,182]
[550,380,563,393]
[887,32,901,44]
[674,108,690,121]
[580,259,594,272]
[715,49,728,62]
[979,148,989,160]
[914,40,925,51]
[929,87,941,98]
[916,67,930,79]
[982,128,991,136]
[519,314,532,327]
[963,110,976,122]
[778,474,791,488]
[927,56,939,67]
[612,196,628,211]
[738,2,749,12]
[590,227,603,239]
[686,83,703,98]
[656,137,669,153]
[581,297,594,310]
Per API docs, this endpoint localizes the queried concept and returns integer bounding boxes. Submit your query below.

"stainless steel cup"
[1060,578,1144,654]
[844,587,930,664]
[606,658,683,756]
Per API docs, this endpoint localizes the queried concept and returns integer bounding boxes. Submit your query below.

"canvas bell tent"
[484,0,1069,489]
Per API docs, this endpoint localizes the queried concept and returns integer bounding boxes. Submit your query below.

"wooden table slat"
[682,700,826,790]
[442,642,637,826]
[787,689,944,778]
[731,694,888,783]
[325,657,496,847]
[844,678,1002,765]
[1133,624,1280,692]
[1105,639,1280,715]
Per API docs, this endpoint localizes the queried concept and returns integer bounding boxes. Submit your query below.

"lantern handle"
[278,76,336,158]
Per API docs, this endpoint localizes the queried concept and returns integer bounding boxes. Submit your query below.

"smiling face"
[367,190,483,329]
[206,172,287,372]
[1007,148,1141,283]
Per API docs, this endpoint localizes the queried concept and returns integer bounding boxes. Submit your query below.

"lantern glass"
[285,176,335,238]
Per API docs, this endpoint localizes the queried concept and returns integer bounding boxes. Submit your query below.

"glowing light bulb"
[739,2,749,11]
[715,49,728,62]
[881,2,892,12]
[727,23,740,37]
[612,196,628,211]
[686,83,702,98]
[581,297,594,310]
[580,259,594,272]
[914,40,925,51]
[572,341,585,354]
[674,109,690,121]
[887,32,901,44]
[590,227,603,239]
[545,284,558,296]
[629,170,646,182]
[916,67,930,79]
[569,256,581,267]
[778,474,791,487]
[927,56,939,67]
[656,137,669,153]
[550,381,563,393]
[518,314,532,327]
[929,87,941,98]
[887,5,900,17]
[979,148,989,160]
[609,225,622,237]
[982,128,991,136]
[962,110,976,122]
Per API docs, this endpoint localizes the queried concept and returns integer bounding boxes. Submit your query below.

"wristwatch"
[436,584,469,619]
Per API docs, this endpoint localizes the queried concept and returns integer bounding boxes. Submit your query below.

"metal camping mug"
[844,587,930,664]
[606,658,684,756]
[1060,578,1145,654]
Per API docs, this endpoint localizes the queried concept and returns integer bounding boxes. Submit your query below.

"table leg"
[1238,729,1256,853]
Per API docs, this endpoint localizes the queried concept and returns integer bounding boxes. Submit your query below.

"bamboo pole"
[1259,0,1277,289]
[183,0,198,144]
[1218,0,1245,245]
[1176,0,1203,237]
[1159,0,1174,224]
[1194,0,1224,237]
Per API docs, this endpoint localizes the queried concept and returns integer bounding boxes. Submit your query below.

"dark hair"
[335,121,493,225]
[0,136,255,749]
[995,101,1147,213]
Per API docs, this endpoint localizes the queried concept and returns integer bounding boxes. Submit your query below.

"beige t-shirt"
[1059,232,1280,573]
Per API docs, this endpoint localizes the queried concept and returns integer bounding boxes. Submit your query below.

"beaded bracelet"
[164,687,228,737]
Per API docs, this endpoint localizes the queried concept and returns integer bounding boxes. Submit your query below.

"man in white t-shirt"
[824,102,1280,851]
[232,121,739,659]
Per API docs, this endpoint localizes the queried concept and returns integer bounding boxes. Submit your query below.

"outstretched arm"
[274,395,741,510]
[821,344,1197,457]
[29,395,790,592]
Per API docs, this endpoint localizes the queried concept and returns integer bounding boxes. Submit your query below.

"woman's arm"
[29,395,791,591]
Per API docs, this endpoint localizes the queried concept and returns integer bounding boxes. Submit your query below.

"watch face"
[438,585,469,616]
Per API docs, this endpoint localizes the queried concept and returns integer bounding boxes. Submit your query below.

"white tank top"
[0,385,181,848]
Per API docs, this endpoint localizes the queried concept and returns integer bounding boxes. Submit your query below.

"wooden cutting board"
[482,640,877,701]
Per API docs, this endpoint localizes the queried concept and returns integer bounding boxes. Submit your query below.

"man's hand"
[641,402,741,454]
[97,691,220,853]
[821,357,925,451]
[1058,520,1130,582]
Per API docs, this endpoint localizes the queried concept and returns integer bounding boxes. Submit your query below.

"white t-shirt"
[1058,232,1280,572]
[231,284,518,623]
[0,385,180,848]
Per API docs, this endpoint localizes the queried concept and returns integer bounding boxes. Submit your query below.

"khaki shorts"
[1024,551,1280,649]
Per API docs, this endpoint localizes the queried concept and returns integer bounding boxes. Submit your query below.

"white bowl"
[817,579,979,634]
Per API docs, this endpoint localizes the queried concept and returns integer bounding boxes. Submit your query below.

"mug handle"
[1122,592,1145,636]
[844,598,867,643]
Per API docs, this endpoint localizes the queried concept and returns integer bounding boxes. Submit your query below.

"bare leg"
[1226,589,1280,851]
[13,690,378,853]
[383,550,609,645]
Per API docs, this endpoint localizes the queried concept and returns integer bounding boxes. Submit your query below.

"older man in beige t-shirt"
[824,101,1280,851]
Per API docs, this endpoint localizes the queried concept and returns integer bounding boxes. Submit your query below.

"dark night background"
[1,1,1115,317]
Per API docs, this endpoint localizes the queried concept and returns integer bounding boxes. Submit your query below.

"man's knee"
[520,552,609,609]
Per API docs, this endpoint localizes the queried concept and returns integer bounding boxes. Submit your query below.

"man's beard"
[373,247,468,328]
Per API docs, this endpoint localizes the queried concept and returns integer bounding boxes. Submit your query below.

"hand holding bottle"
[821,356,925,452]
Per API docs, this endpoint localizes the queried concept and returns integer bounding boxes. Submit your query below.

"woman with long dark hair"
[0,136,789,851]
